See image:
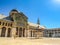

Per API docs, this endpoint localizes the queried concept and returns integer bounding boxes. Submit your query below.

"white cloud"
[46,0,60,10]
[50,0,60,9]
[52,0,60,4]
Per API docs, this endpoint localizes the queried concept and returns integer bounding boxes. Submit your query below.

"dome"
[9,9,18,15]
[11,9,18,12]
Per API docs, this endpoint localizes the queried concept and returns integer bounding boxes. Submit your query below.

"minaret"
[37,18,40,28]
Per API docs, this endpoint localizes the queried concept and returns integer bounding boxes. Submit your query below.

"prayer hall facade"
[0,9,60,38]
[0,9,45,38]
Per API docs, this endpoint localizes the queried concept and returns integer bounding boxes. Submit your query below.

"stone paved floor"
[0,37,60,45]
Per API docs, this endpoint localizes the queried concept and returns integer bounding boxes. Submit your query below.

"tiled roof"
[0,14,46,29]
[28,22,46,29]
[0,14,12,22]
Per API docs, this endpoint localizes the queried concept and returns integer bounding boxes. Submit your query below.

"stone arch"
[16,27,18,35]
[1,27,6,37]
[7,28,11,37]
[49,33,52,37]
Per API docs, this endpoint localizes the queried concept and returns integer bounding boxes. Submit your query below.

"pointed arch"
[7,28,11,37]
[19,28,22,37]
[23,28,25,37]
[1,27,6,37]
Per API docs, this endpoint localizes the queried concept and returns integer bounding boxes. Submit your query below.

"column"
[54,31,55,37]
[11,27,16,38]
[23,28,26,37]
[25,29,27,37]
[5,29,7,37]
[18,27,19,37]
[32,31,33,37]
[16,27,19,37]
[27,25,30,37]
[30,30,32,37]
[57,30,58,37]
[48,31,49,37]
[0,28,1,36]
[48,34,49,37]
[27,29,30,37]
[22,28,23,37]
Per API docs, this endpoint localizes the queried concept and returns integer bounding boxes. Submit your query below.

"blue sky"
[0,0,60,28]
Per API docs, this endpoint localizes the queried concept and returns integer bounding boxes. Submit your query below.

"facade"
[1,9,60,38]
[0,9,45,38]
[44,28,60,37]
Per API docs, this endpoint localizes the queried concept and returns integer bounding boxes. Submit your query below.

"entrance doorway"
[16,27,18,36]
[1,27,6,37]
[49,33,52,37]
[19,28,22,37]
[7,28,11,37]
[23,28,25,37]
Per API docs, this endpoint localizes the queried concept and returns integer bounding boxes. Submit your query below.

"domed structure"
[9,9,19,21]
[11,9,18,12]
[9,9,18,16]
[0,9,46,38]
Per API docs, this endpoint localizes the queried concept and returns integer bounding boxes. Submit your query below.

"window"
[5,23,7,26]
[2,22,4,26]
[10,23,12,27]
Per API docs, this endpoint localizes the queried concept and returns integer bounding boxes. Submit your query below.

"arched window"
[10,23,12,27]
[5,23,7,26]
[1,27,6,37]
[2,22,4,26]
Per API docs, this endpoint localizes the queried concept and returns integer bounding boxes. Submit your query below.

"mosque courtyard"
[0,37,60,45]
